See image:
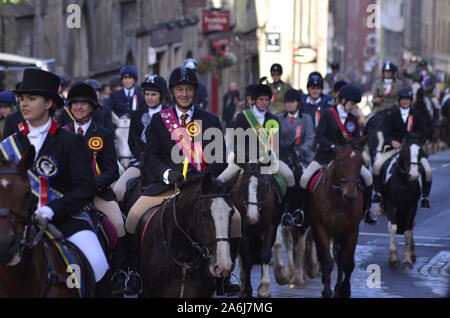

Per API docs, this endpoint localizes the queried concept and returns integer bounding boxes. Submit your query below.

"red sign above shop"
[202,10,230,32]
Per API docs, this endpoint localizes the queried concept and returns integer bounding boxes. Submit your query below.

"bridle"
[242,166,270,212]
[159,184,234,298]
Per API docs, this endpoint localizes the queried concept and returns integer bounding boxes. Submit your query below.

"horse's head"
[333,132,368,204]
[180,173,235,278]
[398,133,425,182]
[239,163,267,225]
[0,147,35,266]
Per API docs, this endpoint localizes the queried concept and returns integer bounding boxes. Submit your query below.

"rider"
[299,75,333,133]
[218,84,301,227]
[268,63,293,115]
[109,66,145,118]
[299,84,378,226]
[277,88,315,227]
[0,91,17,140]
[404,59,440,124]
[324,62,345,95]
[113,74,168,204]
[65,82,134,296]
[372,87,431,209]
[11,68,111,296]
[126,67,241,296]
[372,61,400,116]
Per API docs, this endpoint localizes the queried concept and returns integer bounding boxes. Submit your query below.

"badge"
[345,121,356,133]
[186,122,201,138]
[88,137,104,152]
[141,113,151,127]
[35,156,59,178]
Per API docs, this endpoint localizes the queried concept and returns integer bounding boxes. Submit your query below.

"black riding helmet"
[252,84,273,100]
[397,87,413,100]
[307,75,324,89]
[169,67,198,91]
[382,61,397,74]
[67,81,100,109]
[270,63,283,75]
[284,88,302,102]
[338,84,362,103]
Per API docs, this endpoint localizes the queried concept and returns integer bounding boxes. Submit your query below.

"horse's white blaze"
[247,176,259,224]
[350,151,356,158]
[409,144,420,180]
[0,178,9,189]
[210,197,232,276]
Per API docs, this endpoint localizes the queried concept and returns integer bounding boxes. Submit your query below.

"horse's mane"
[173,174,227,208]
[0,159,14,169]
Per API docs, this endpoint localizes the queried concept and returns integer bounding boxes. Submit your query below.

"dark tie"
[77,127,84,136]
[290,117,295,127]
[180,114,189,128]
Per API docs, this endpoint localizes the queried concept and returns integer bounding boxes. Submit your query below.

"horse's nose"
[0,235,17,263]
[343,194,357,204]
[213,264,231,278]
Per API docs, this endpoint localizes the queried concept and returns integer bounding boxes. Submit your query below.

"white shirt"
[306,96,322,106]
[148,104,163,118]
[175,105,195,126]
[252,105,267,125]
[288,110,299,119]
[337,104,348,125]
[400,107,410,123]
[74,119,92,136]
[27,118,52,158]
[124,87,135,99]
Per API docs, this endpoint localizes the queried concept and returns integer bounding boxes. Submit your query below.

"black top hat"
[67,82,100,109]
[13,68,64,108]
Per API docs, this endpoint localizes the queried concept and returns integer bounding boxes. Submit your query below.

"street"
[231,151,450,298]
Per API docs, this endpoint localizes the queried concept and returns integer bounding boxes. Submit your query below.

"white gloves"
[34,205,54,221]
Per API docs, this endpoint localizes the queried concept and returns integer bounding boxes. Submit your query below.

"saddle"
[307,168,325,195]
[271,174,286,199]
[138,204,163,249]
[88,207,119,253]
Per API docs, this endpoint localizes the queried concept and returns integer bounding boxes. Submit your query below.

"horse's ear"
[201,172,213,193]
[17,146,35,173]
[358,135,369,148]
[335,130,347,146]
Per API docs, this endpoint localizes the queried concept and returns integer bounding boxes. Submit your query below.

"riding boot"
[124,233,143,298]
[281,186,299,227]
[216,237,240,296]
[420,180,432,209]
[95,270,112,298]
[363,185,378,226]
[372,174,382,203]
[111,236,128,297]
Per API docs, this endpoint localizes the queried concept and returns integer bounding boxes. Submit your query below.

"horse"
[231,163,282,298]
[111,111,133,170]
[306,133,368,298]
[0,148,97,298]
[363,111,388,168]
[377,135,424,269]
[136,173,235,298]
[272,146,319,288]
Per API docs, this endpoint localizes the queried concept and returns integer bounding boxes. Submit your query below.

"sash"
[160,108,206,174]
[0,134,63,204]
[315,110,321,127]
[385,83,394,96]
[243,109,279,160]
[132,94,139,112]
[87,137,103,177]
[295,126,303,145]
[63,106,75,122]
[329,108,356,139]
[407,115,414,133]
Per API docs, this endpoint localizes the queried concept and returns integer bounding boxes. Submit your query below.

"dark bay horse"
[0,148,95,298]
[231,163,282,298]
[137,173,235,298]
[306,134,368,298]
[378,135,424,269]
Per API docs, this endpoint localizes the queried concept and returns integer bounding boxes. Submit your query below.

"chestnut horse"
[137,173,235,298]
[306,134,368,298]
[0,148,95,298]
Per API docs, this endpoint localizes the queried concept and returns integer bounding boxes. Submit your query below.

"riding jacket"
[382,107,426,146]
[314,105,361,165]
[372,79,401,113]
[144,104,227,196]
[299,94,333,130]
[65,121,119,202]
[2,110,26,140]
[109,87,145,118]
[268,80,293,115]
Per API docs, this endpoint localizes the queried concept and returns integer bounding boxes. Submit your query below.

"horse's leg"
[239,243,253,298]
[387,221,400,267]
[401,230,415,270]
[333,238,344,297]
[257,224,276,298]
[291,229,308,288]
[305,228,320,278]
[312,225,334,298]
[273,225,290,285]
[335,230,358,298]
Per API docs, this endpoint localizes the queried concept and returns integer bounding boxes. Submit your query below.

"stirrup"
[281,212,294,228]
[216,274,240,297]
[420,198,430,210]
[363,210,378,226]
[124,270,144,296]
[111,270,127,297]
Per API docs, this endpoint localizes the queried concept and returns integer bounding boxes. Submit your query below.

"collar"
[306,96,321,105]
[400,107,410,115]
[288,110,299,118]
[124,87,135,96]
[337,104,348,119]
[74,119,92,136]
[384,78,393,85]
[22,119,58,137]
[252,105,268,116]
[175,105,195,122]
[149,104,163,115]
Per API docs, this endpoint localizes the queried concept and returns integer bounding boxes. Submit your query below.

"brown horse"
[0,148,97,298]
[137,173,235,298]
[306,134,368,298]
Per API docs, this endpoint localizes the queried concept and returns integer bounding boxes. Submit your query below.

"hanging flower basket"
[197,50,237,74]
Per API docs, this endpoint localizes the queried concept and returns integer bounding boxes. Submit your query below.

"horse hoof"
[401,262,413,270]
[388,259,400,268]
[411,254,416,263]
[274,267,290,286]
[322,289,333,298]
[257,287,271,298]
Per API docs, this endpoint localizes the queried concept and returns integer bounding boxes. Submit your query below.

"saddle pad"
[99,215,118,252]
[140,205,161,248]
[272,173,286,198]
[308,169,325,195]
